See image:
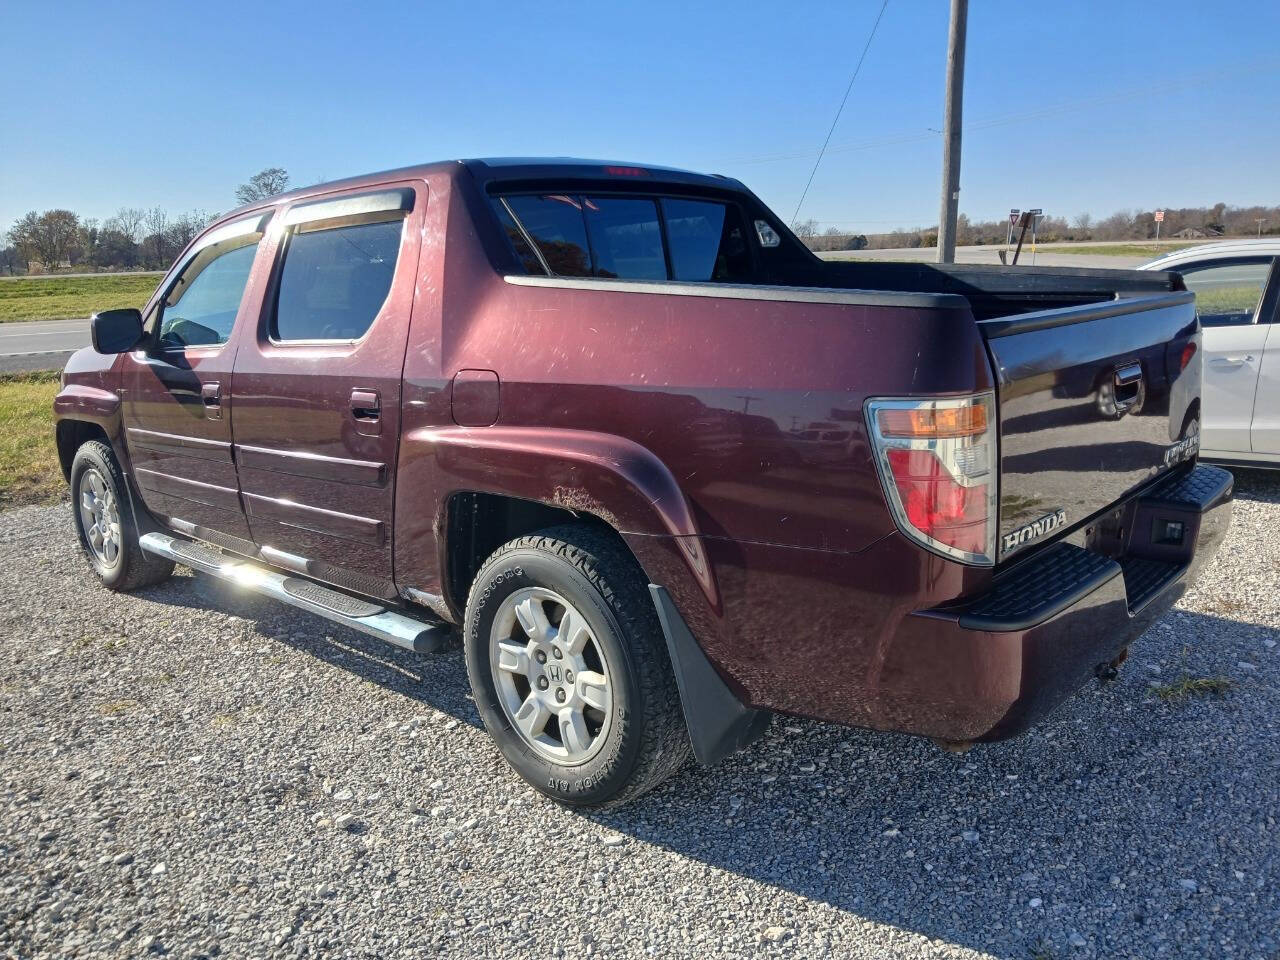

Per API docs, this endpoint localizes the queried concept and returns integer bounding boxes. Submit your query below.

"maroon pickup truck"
[54,159,1232,806]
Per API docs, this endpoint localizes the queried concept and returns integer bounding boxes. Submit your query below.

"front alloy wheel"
[78,467,122,570]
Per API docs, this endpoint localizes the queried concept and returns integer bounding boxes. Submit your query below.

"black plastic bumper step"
[1119,556,1183,613]
[957,542,1121,632]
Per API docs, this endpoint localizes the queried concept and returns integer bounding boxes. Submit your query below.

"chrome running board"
[139,532,450,654]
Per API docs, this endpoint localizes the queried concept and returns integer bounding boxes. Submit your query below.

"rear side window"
[583,197,665,280]
[663,198,752,282]
[494,192,755,283]
[503,195,592,277]
[272,218,404,341]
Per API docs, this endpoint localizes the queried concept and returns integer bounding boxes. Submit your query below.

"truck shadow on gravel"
[137,571,1279,958]
[595,605,1278,958]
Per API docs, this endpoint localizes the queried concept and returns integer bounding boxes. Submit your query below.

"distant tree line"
[1,207,220,275]
[0,168,290,275]
[795,201,1280,252]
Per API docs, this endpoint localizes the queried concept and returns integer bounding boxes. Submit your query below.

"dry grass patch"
[0,371,63,507]
[1152,675,1233,702]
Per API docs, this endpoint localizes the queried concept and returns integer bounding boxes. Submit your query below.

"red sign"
[1154,210,1165,222]
[1009,211,1020,225]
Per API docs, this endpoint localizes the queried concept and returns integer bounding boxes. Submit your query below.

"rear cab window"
[492,191,755,283]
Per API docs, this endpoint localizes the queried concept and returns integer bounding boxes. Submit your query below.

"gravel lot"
[1,471,1277,959]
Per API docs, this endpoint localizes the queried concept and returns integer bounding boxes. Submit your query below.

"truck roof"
[223,158,743,221]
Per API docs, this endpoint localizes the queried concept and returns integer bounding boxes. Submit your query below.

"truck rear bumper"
[885,464,1234,743]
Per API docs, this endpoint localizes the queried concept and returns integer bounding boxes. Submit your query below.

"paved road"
[0,318,86,373]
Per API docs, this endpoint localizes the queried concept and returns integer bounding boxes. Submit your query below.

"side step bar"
[139,532,451,654]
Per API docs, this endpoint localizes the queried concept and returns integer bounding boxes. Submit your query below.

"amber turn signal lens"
[877,403,987,439]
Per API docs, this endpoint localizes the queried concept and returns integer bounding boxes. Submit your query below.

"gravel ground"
[1,472,1277,960]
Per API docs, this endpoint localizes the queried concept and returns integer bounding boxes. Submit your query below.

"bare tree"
[167,209,217,253]
[112,206,146,243]
[790,218,819,241]
[235,167,290,205]
[7,209,81,271]
[1072,212,1092,237]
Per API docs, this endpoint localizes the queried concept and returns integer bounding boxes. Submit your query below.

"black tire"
[70,439,174,592]
[464,525,690,807]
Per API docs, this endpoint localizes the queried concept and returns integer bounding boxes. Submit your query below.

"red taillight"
[1180,341,1197,371]
[603,166,648,177]
[886,450,990,555]
[867,394,997,565]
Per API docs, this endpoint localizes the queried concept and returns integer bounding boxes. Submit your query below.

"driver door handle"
[201,381,221,420]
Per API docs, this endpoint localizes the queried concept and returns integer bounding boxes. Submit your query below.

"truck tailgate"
[980,292,1200,563]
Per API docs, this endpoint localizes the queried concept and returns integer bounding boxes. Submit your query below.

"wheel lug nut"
[537,676,549,690]
[553,648,563,660]
[535,651,547,664]
[565,670,574,683]
[555,689,566,703]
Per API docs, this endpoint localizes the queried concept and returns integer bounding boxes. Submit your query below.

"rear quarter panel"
[392,169,998,722]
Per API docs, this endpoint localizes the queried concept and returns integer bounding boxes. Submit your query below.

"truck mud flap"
[649,585,771,766]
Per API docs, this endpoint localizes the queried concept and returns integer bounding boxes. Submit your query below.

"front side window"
[158,240,260,349]
[272,217,404,341]
[1178,258,1273,327]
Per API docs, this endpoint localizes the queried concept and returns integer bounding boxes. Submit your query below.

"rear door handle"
[1212,355,1255,365]
[350,389,380,419]
[201,381,221,420]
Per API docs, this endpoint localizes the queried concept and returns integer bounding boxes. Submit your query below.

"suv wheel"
[464,525,690,807]
[70,440,174,591]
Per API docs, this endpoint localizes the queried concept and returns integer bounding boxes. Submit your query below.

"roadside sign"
[1009,209,1020,225]
[1154,210,1165,222]
[1028,208,1043,216]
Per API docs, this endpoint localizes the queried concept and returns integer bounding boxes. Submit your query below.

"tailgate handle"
[1112,362,1143,412]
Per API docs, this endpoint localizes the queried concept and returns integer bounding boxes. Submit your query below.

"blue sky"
[2,0,1277,234]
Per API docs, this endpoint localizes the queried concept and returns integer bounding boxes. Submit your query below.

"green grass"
[1045,242,1203,258]
[0,273,161,323]
[0,371,63,507]
[1193,284,1263,319]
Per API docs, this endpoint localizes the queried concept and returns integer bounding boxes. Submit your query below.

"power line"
[790,0,891,224]
[742,60,1278,169]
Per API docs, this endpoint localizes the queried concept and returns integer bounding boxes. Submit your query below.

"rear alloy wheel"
[464,525,690,807]
[490,586,614,766]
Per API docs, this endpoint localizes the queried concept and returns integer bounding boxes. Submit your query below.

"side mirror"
[90,308,144,354]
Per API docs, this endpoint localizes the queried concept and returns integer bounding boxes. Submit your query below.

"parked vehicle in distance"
[54,159,1232,806]
[1142,239,1280,467]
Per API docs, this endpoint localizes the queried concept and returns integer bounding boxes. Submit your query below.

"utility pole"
[936,0,968,264]
[1258,218,1268,237]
